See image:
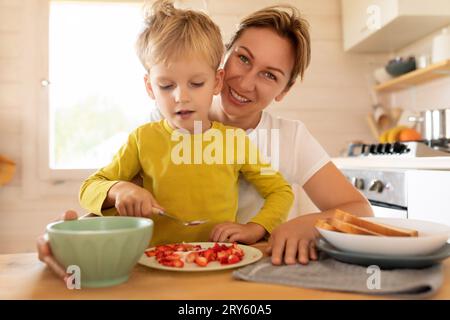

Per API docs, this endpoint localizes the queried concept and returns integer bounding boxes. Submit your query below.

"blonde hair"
[226,5,311,88]
[136,0,224,71]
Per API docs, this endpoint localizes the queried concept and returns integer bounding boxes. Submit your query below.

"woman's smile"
[229,86,252,104]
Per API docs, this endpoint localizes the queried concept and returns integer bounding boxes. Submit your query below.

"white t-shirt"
[147,101,330,222]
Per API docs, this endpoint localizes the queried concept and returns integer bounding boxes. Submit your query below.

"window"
[44,0,153,176]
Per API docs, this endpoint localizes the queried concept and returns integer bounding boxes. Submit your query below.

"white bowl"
[316,218,450,256]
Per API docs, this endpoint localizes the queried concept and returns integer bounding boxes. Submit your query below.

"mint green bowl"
[47,217,153,288]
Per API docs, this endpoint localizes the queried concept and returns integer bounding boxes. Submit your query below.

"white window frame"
[33,0,208,186]
[36,0,146,182]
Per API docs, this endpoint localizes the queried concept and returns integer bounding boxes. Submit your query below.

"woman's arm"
[267,161,373,265]
[303,161,373,216]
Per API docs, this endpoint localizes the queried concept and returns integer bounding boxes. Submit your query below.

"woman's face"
[220,27,295,120]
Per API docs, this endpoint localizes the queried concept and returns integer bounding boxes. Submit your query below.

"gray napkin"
[233,255,443,299]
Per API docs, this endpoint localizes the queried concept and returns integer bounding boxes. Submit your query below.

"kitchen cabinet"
[342,0,450,53]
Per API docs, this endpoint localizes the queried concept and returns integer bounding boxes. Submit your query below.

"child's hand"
[108,181,164,218]
[209,222,266,245]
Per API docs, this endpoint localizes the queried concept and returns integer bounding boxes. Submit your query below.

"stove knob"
[376,144,384,154]
[351,177,365,190]
[369,180,384,193]
[361,144,370,155]
[383,143,392,154]
[393,142,407,154]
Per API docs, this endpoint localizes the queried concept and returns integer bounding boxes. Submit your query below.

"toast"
[315,219,339,232]
[328,218,384,236]
[315,209,419,237]
[334,209,418,237]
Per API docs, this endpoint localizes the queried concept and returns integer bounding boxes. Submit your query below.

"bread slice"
[334,209,418,237]
[329,218,384,236]
[315,219,340,232]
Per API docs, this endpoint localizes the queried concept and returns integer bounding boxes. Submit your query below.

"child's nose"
[174,86,191,104]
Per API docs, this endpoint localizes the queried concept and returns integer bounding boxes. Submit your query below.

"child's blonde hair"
[136,0,224,72]
[226,5,311,88]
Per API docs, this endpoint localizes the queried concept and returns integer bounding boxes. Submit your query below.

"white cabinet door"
[342,0,397,51]
[407,170,450,227]
[341,0,450,52]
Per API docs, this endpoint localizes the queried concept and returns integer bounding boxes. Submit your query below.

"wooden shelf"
[374,59,450,93]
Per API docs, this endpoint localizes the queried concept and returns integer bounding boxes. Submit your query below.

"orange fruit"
[398,128,422,141]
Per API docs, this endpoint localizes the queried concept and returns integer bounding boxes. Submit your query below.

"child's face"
[144,56,224,133]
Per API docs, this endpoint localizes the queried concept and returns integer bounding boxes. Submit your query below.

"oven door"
[369,200,408,219]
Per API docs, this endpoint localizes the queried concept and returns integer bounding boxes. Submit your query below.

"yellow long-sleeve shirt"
[79,120,294,246]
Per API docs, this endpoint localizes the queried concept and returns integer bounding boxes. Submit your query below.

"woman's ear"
[213,69,225,95]
[144,74,155,99]
[274,81,294,102]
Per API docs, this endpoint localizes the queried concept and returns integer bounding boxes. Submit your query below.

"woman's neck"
[209,105,262,131]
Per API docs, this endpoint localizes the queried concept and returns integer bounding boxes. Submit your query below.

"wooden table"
[1,243,450,299]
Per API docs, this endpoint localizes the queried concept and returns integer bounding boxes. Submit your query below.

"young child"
[79,0,294,246]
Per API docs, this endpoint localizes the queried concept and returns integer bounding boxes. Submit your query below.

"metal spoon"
[151,208,208,226]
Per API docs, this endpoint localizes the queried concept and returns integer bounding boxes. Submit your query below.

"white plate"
[138,242,263,272]
[316,218,450,256]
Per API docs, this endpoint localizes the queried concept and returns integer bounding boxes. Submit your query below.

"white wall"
[0,0,384,253]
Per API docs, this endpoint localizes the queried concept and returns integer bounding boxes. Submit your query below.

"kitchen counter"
[1,243,450,299]
[332,157,450,170]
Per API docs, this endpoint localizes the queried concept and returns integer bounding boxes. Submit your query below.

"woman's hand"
[107,181,164,217]
[36,210,79,280]
[209,222,266,244]
[266,215,319,265]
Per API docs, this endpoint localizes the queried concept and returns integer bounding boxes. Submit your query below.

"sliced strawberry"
[156,245,171,252]
[172,259,184,268]
[155,251,166,260]
[228,254,241,264]
[145,250,156,257]
[217,251,228,259]
[164,253,181,261]
[231,248,244,258]
[186,252,198,263]
[159,259,174,267]
[201,249,216,262]
[195,256,208,267]
[212,243,222,253]
[219,256,229,265]
[161,250,174,257]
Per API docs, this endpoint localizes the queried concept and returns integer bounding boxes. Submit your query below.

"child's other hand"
[209,222,266,245]
[109,181,164,218]
[266,215,319,266]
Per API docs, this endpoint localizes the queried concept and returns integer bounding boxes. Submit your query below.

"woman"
[37,4,372,279]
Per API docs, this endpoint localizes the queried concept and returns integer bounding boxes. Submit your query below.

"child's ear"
[144,74,155,99]
[213,69,224,95]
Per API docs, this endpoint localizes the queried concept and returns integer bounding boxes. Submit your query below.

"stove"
[347,141,450,158]
[340,141,450,225]
[342,168,408,218]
